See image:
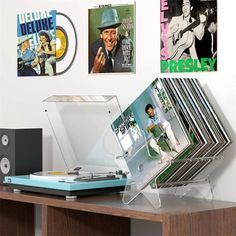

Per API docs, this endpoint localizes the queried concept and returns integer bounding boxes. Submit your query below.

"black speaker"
[0,128,42,183]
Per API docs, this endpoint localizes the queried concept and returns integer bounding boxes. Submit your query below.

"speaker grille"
[0,155,11,175]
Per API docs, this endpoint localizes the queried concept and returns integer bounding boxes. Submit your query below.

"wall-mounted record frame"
[88,3,136,74]
[17,10,77,77]
[160,0,217,73]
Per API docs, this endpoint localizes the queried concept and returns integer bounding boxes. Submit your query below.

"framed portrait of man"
[88,4,135,74]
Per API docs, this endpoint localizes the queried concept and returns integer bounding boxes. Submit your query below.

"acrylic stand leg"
[173,177,214,200]
[122,178,161,208]
[164,156,224,201]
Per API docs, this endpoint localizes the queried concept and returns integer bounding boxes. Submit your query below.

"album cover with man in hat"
[17,10,57,76]
[88,4,135,74]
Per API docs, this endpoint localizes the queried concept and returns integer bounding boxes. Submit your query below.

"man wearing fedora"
[89,8,134,73]
[17,35,39,76]
[36,30,56,76]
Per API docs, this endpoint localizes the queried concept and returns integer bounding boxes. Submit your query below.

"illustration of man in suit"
[89,8,134,73]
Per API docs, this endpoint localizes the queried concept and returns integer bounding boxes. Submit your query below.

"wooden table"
[0,185,236,236]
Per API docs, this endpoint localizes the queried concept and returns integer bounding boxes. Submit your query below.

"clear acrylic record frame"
[43,95,224,208]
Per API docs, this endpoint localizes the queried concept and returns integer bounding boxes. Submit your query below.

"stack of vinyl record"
[112,78,231,190]
[155,78,231,187]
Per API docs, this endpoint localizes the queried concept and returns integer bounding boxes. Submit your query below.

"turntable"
[4,95,129,199]
[4,170,127,199]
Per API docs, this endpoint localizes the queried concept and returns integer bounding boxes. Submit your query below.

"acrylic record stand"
[122,155,224,208]
[43,95,224,206]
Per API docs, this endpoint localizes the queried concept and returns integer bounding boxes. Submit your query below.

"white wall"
[1,0,236,234]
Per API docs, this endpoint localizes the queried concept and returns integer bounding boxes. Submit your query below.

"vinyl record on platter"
[56,12,78,75]
[30,171,77,181]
